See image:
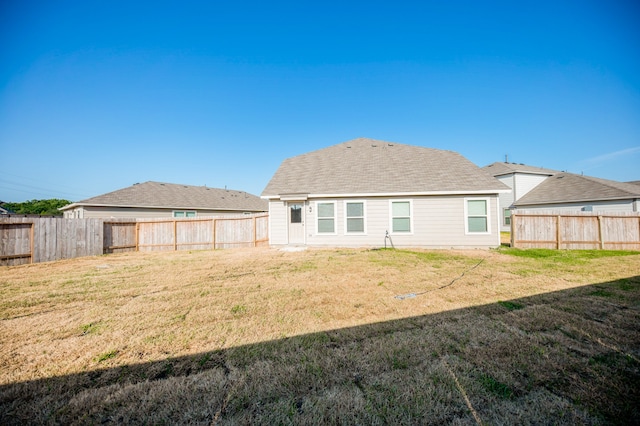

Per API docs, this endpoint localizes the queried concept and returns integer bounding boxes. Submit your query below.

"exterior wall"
[268,200,289,245]
[514,199,636,213]
[270,195,501,249]
[513,173,550,200]
[494,173,551,232]
[63,206,261,219]
[496,175,515,232]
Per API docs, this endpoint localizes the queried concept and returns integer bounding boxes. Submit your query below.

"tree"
[1,199,72,216]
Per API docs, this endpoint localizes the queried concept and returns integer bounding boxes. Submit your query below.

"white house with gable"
[482,162,559,231]
[262,138,510,249]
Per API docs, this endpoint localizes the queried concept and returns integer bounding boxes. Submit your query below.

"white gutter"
[262,189,511,200]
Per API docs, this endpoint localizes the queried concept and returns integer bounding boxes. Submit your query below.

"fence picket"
[512,211,640,250]
[1,214,269,265]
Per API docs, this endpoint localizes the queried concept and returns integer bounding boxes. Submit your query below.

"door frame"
[287,201,306,245]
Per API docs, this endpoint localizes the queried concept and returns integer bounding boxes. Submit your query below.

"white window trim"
[344,200,367,235]
[315,201,337,235]
[389,199,413,235]
[464,197,491,235]
[173,210,197,218]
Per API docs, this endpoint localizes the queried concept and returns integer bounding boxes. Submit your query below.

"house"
[512,172,640,213]
[0,203,14,215]
[59,181,268,219]
[482,162,560,231]
[261,138,510,248]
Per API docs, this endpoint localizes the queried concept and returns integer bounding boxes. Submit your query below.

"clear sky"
[1,0,639,202]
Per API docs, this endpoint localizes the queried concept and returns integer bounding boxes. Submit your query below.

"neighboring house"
[513,172,640,213]
[261,138,510,249]
[59,181,268,219]
[482,162,560,231]
[0,203,14,215]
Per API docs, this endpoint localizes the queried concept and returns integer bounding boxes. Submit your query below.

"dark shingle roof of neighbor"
[261,137,509,197]
[514,173,640,206]
[60,181,268,212]
[482,162,560,177]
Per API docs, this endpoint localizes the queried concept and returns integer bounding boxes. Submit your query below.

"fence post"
[173,220,177,251]
[597,215,604,250]
[510,213,515,248]
[29,222,35,264]
[212,219,217,250]
[556,215,561,249]
[135,222,140,252]
[253,216,257,247]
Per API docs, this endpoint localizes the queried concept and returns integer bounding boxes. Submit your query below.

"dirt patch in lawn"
[1,247,639,424]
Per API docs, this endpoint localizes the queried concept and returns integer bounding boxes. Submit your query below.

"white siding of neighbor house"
[496,175,515,232]
[494,173,551,232]
[514,199,637,213]
[496,175,515,206]
[513,173,550,200]
[270,195,500,249]
[64,206,260,219]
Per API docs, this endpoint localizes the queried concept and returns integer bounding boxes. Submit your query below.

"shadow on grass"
[2,276,639,425]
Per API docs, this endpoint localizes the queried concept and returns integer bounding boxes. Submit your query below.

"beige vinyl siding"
[514,200,636,213]
[67,206,257,219]
[268,201,289,245]
[304,195,500,248]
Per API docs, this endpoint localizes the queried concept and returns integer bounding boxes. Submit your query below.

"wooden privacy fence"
[511,211,640,250]
[1,218,104,265]
[1,214,268,266]
[104,215,269,253]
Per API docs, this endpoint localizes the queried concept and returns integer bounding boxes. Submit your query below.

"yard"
[1,247,639,424]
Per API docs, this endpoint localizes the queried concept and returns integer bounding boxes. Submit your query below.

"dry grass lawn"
[1,247,639,424]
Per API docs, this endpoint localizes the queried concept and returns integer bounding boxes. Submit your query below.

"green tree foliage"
[1,199,71,216]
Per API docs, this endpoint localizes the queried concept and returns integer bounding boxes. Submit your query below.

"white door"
[288,202,305,244]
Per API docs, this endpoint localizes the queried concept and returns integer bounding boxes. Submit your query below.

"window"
[503,208,511,226]
[290,204,302,223]
[466,199,489,233]
[345,201,365,233]
[173,211,196,218]
[317,202,335,233]
[391,201,411,233]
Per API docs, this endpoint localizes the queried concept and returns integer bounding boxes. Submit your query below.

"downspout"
[495,195,501,247]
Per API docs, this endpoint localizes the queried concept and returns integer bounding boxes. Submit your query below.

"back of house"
[262,138,509,249]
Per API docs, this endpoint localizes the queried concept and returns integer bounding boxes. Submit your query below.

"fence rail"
[511,211,640,250]
[1,214,268,266]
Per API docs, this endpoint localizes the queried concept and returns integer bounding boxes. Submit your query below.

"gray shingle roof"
[514,173,640,206]
[482,162,560,177]
[60,181,268,212]
[262,138,508,197]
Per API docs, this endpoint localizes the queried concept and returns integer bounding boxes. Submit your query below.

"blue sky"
[1,0,639,202]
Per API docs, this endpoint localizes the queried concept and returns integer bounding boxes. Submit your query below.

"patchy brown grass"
[1,247,639,424]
